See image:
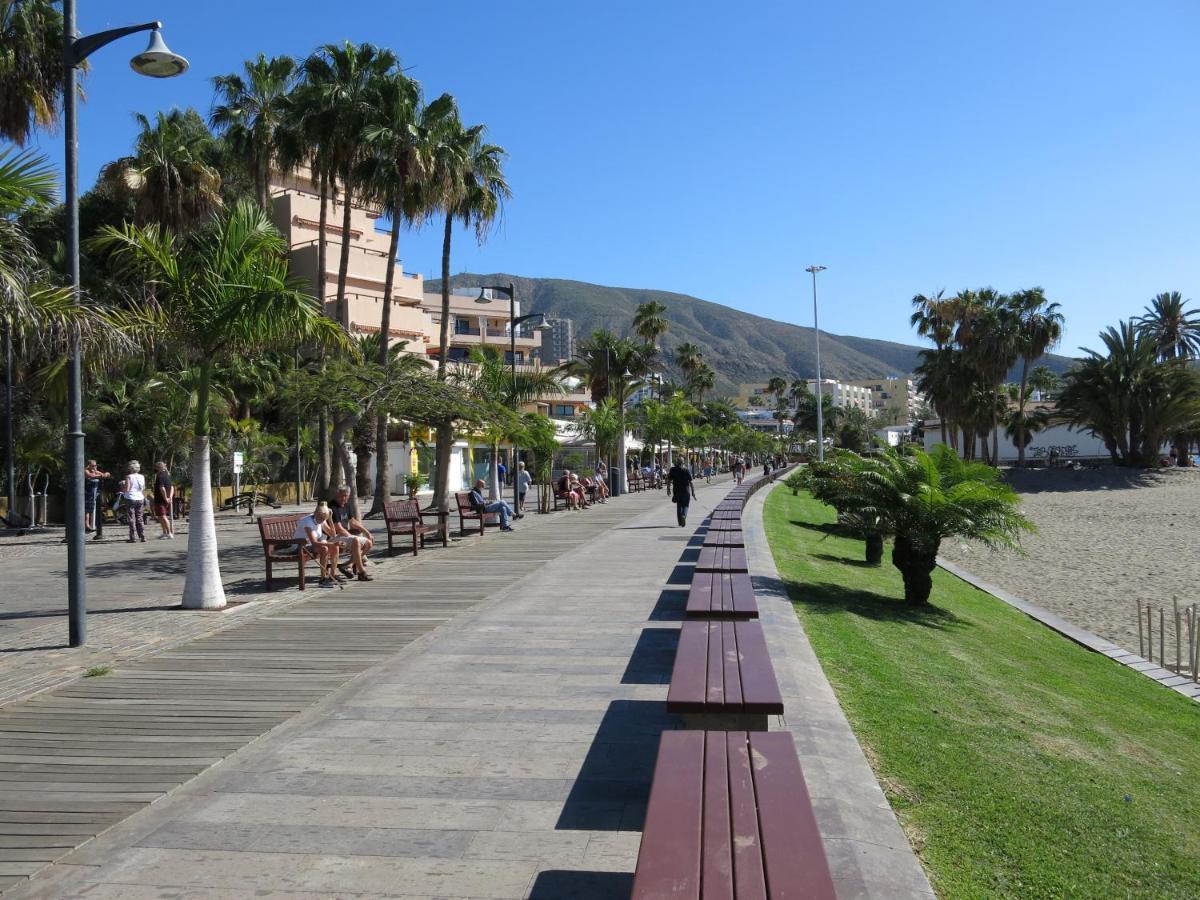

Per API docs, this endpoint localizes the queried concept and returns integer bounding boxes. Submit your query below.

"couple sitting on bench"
[293,486,376,587]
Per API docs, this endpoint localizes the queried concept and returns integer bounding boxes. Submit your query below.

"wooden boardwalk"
[0,491,667,893]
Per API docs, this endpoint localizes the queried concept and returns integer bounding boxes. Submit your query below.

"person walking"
[83,459,110,534]
[152,462,175,540]
[667,456,697,528]
[119,460,147,543]
[515,462,532,518]
[468,478,515,531]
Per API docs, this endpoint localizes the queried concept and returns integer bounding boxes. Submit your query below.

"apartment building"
[540,317,575,364]
[806,379,874,415]
[845,377,925,424]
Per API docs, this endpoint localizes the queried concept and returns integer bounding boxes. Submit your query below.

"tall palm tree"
[687,362,715,403]
[98,109,223,233]
[210,54,298,209]
[0,0,65,145]
[424,111,509,515]
[632,300,669,350]
[301,42,398,329]
[674,342,702,381]
[92,200,347,609]
[765,375,788,438]
[1136,292,1200,360]
[1009,288,1063,467]
[359,71,429,515]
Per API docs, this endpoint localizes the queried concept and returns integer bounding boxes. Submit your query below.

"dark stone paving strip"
[0,494,663,893]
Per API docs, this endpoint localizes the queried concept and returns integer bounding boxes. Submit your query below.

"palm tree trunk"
[332,415,359,520]
[368,202,402,517]
[316,168,328,305]
[258,157,270,211]
[335,163,354,330]
[432,214,454,515]
[182,362,225,610]
[1016,357,1030,468]
[316,409,330,498]
[892,533,937,604]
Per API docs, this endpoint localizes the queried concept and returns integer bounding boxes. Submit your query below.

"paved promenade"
[4,477,930,898]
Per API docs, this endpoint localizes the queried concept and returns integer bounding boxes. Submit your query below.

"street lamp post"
[476,285,550,514]
[62,2,188,646]
[805,265,827,462]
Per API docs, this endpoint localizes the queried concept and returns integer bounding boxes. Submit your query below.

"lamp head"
[130,29,188,78]
[474,288,491,304]
[805,264,827,274]
[530,314,552,332]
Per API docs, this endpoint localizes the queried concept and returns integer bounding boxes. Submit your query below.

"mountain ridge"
[429,273,1078,395]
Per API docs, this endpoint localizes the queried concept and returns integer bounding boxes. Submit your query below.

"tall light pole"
[806,265,827,462]
[62,3,188,647]
[477,285,550,513]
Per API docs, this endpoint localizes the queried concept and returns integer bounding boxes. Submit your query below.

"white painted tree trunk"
[182,436,227,610]
[488,444,500,502]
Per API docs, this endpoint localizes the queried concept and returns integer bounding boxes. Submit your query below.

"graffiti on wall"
[1029,445,1079,459]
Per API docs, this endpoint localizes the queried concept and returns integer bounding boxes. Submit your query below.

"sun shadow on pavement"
[620,628,678,684]
[556,699,677,832]
[528,870,633,899]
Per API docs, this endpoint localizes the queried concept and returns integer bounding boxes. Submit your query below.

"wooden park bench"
[258,513,312,591]
[383,499,447,556]
[631,730,837,899]
[667,619,783,730]
[687,570,758,619]
[696,545,749,573]
[454,491,500,536]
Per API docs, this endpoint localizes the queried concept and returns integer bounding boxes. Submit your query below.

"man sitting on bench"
[294,504,342,589]
[329,485,374,581]
[468,479,515,531]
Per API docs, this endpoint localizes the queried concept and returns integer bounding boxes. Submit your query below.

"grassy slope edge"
[764,488,1200,899]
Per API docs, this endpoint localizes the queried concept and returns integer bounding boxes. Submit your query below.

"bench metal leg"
[682,712,768,732]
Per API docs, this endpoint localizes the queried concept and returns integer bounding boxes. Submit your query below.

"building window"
[553,404,574,417]
[504,351,525,365]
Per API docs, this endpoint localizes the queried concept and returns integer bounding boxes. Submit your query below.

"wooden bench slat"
[668,617,711,710]
[733,622,784,714]
[730,573,757,617]
[686,572,758,620]
[630,731,704,898]
[702,732,734,899]
[703,529,744,548]
[750,732,838,899]
[728,731,769,899]
[696,546,749,573]
[706,620,727,706]
[721,621,744,707]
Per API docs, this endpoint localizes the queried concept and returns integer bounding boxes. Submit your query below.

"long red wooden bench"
[258,513,313,591]
[454,491,500,535]
[383,499,447,556]
[632,730,836,900]
[667,619,782,730]
[696,546,749,573]
[687,570,758,619]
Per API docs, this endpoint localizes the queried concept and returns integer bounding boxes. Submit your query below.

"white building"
[807,379,874,416]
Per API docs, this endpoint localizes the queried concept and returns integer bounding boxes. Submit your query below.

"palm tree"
[0,0,65,145]
[804,445,1031,603]
[1009,288,1063,468]
[1058,322,1200,467]
[687,362,716,403]
[359,71,431,515]
[92,200,346,608]
[209,54,298,209]
[1029,365,1059,398]
[632,300,669,349]
[674,342,702,381]
[1136,292,1200,360]
[423,109,508,515]
[301,41,399,329]
[98,109,223,233]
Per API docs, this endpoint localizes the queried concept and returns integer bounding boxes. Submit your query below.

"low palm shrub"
[802,445,1032,603]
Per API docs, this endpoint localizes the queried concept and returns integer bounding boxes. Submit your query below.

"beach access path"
[3,476,928,899]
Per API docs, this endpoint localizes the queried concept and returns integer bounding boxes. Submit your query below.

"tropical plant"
[1058,322,1200,467]
[1009,288,1063,467]
[300,41,399,328]
[209,54,298,209]
[514,411,558,512]
[632,300,668,349]
[98,109,222,233]
[804,445,1032,602]
[673,342,702,382]
[0,0,66,145]
[91,199,347,609]
[1135,292,1200,360]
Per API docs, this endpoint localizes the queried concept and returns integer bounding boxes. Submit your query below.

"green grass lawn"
[764,488,1200,900]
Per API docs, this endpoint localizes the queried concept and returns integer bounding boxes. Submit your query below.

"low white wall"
[924,423,1110,462]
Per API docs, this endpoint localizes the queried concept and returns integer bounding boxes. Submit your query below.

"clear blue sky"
[32,0,1200,354]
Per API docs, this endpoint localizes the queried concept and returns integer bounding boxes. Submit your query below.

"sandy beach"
[938,466,1200,655]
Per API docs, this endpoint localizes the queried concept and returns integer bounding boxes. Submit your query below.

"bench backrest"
[258,514,303,544]
[384,499,421,523]
[454,491,479,514]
